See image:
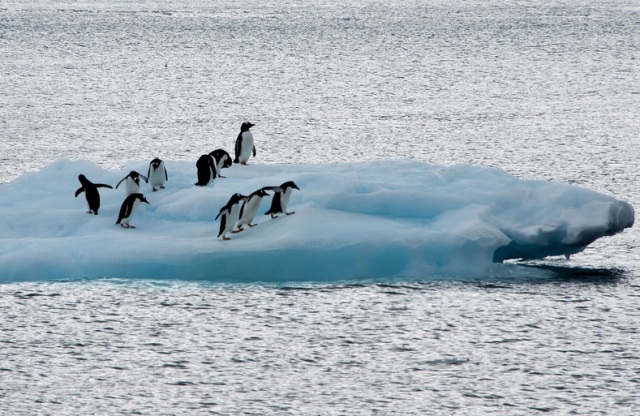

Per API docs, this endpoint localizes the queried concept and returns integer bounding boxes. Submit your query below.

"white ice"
[0,159,634,282]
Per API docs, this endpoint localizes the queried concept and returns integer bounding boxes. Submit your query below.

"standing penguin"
[74,174,113,215]
[209,149,233,178]
[215,193,249,240]
[116,171,148,196]
[147,158,168,192]
[195,154,216,186]
[234,121,256,165]
[236,187,276,231]
[116,193,150,229]
[265,181,300,218]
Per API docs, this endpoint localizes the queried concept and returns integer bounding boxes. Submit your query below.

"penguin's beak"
[143,198,150,204]
[249,123,256,128]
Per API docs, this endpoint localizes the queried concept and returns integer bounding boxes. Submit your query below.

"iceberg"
[0,159,633,282]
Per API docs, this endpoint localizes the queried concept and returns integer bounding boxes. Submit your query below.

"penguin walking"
[209,149,233,178]
[116,193,150,229]
[215,193,249,240]
[74,174,113,215]
[236,187,277,231]
[195,154,216,186]
[234,122,256,165]
[265,181,300,218]
[116,171,148,195]
[147,158,168,192]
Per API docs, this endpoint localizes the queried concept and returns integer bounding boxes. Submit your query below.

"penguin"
[116,193,150,229]
[234,121,256,165]
[209,149,233,178]
[236,187,277,231]
[265,181,300,218]
[74,174,113,215]
[116,171,148,196]
[147,158,168,192]
[195,154,216,186]
[215,193,249,240]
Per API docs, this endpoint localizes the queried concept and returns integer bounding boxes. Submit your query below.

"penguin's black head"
[222,155,233,168]
[78,174,88,184]
[134,193,150,205]
[240,121,255,131]
[252,188,270,198]
[228,193,249,205]
[281,181,300,191]
[151,158,162,168]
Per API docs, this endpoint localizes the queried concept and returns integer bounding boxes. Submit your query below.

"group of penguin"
[74,121,300,239]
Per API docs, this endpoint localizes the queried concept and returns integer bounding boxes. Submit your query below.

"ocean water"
[1,1,640,414]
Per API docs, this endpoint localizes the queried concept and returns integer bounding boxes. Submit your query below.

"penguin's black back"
[195,155,213,186]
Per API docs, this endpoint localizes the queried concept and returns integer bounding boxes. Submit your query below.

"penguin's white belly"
[238,132,254,162]
[125,179,139,196]
[149,169,165,188]
[238,198,261,225]
[280,188,293,212]
[224,204,241,233]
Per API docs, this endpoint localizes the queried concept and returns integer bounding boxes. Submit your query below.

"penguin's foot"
[86,210,93,214]
[160,186,165,189]
[120,224,129,228]
[248,223,256,227]
[232,228,242,233]
[219,175,226,178]
[222,235,231,241]
[152,188,157,192]
[270,214,278,219]
[286,211,296,215]
[241,162,248,166]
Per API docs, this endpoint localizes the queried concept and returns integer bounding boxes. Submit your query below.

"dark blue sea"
[1,1,639,414]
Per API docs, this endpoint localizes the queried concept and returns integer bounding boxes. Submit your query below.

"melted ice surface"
[0,159,633,282]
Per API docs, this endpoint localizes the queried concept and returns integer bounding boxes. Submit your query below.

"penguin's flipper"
[262,186,282,193]
[115,176,127,189]
[96,184,113,189]
[252,146,256,157]
[218,215,226,237]
[234,134,242,163]
[214,207,227,221]
[265,193,282,216]
[164,168,168,181]
[140,174,149,183]
[147,165,151,178]
[74,187,85,197]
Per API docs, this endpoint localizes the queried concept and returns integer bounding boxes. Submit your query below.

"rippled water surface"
[2,277,639,415]
[1,0,640,414]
